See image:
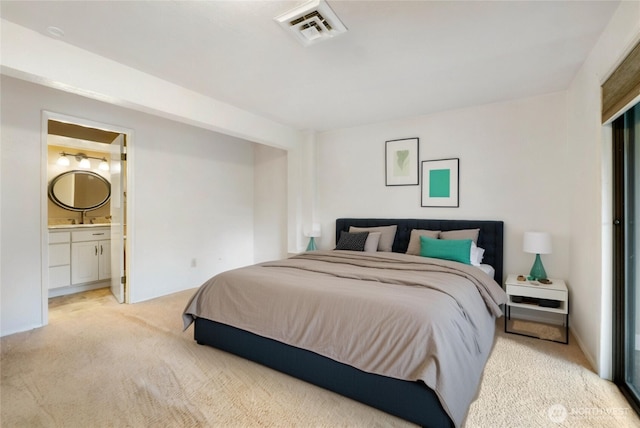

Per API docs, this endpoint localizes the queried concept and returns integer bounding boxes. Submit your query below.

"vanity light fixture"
[79,157,91,168]
[99,159,109,171]
[56,153,71,166]
[57,151,110,171]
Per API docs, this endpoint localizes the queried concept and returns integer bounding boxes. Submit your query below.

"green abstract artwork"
[394,150,410,176]
[386,138,418,186]
[429,169,450,197]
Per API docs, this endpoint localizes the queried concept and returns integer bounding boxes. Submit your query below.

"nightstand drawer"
[506,284,567,301]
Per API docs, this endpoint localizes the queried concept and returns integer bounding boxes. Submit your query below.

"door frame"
[612,103,640,415]
[40,111,134,323]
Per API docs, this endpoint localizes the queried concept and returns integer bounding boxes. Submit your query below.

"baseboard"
[48,281,110,298]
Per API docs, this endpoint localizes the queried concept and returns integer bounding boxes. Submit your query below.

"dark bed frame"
[194,218,504,428]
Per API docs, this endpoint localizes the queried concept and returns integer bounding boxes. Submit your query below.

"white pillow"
[364,232,381,252]
[470,242,485,266]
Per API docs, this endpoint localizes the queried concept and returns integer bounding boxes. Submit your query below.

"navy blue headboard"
[335,218,504,284]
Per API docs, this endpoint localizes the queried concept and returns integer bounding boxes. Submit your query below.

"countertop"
[48,224,111,230]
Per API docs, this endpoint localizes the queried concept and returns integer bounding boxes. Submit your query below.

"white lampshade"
[523,232,552,255]
[79,157,91,168]
[306,223,322,238]
[57,154,70,166]
[99,159,110,171]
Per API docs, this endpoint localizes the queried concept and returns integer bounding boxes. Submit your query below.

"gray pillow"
[439,228,480,244]
[349,225,397,252]
[335,231,370,251]
[405,229,441,255]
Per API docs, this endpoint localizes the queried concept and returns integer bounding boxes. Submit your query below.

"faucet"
[81,210,87,225]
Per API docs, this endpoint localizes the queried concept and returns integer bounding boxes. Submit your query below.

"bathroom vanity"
[48,225,111,297]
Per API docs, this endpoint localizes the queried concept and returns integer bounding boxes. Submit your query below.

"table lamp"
[523,231,552,280]
[305,223,321,251]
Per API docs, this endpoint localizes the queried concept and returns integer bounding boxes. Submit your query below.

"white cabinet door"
[71,241,99,284]
[49,266,71,289]
[98,240,111,281]
[49,242,71,289]
[49,243,70,266]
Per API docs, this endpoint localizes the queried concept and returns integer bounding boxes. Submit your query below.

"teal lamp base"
[306,237,317,251]
[528,253,547,280]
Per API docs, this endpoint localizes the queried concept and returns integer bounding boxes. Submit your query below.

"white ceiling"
[0,0,620,132]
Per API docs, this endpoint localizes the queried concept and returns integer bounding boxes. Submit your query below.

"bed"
[183,218,506,428]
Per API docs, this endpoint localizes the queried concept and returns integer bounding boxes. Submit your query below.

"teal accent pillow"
[419,236,472,265]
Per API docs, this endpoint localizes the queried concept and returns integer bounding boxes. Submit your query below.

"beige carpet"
[1,288,638,428]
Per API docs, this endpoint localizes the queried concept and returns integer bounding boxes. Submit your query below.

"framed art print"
[421,158,459,207]
[385,138,419,186]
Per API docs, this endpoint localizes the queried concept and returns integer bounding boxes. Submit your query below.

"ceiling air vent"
[274,0,347,47]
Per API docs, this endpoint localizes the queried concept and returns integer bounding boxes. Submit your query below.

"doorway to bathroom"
[42,111,131,322]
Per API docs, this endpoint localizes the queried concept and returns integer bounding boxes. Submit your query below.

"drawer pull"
[93,233,105,236]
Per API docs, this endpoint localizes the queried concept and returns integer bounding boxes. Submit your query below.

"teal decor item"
[529,253,547,281]
[523,231,552,280]
[306,237,317,251]
[419,236,472,265]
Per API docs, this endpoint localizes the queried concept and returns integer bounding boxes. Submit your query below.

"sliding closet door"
[613,102,640,413]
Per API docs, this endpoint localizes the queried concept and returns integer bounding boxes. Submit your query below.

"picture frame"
[421,158,459,207]
[385,138,419,186]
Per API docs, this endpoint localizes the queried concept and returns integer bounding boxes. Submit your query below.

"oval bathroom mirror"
[48,170,111,211]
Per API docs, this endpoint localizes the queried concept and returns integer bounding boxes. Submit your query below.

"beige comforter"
[183,251,507,427]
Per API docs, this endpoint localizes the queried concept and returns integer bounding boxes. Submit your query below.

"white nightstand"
[504,274,569,344]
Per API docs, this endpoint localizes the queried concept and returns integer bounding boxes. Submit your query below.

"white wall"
[316,92,571,282]
[127,109,255,303]
[0,78,43,335]
[0,75,272,336]
[566,0,640,377]
[254,144,288,263]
